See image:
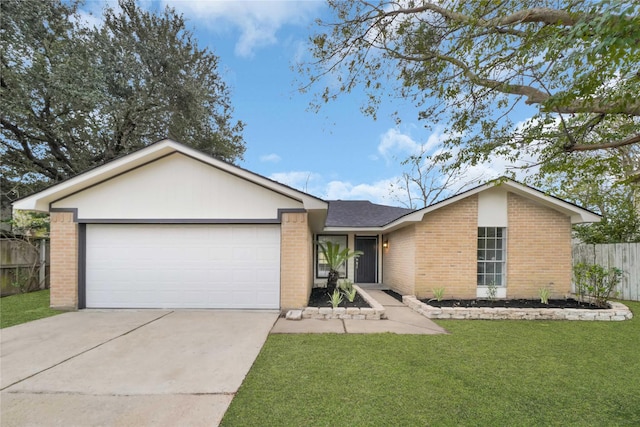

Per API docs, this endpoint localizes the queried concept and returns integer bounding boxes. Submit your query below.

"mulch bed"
[308,287,371,308]
[421,298,608,309]
[383,289,403,302]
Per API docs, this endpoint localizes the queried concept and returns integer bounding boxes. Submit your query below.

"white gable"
[51,153,303,220]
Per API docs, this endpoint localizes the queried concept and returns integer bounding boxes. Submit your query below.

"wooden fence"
[0,238,50,296]
[572,243,640,302]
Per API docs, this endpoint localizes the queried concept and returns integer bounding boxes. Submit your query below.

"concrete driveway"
[1,310,279,426]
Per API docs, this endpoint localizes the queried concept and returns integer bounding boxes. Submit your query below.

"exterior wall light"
[383,240,389,249]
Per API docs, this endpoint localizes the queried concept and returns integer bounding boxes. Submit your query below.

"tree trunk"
[327,269,339,293]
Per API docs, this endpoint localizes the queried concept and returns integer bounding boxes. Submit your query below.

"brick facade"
[414,196,478,300]
[382,225,416,296]
[49,211,78,309]
[383,196,479,300]
[507,193,572,298]
[280,212,313,309]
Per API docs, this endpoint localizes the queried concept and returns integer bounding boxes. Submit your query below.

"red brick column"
[49,212,78,309]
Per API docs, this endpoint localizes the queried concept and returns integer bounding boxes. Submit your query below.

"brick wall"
[507,193,572,298]
[280,212,313,309]
[49,211,78,309]
[414,196,478,300]
[382,225,416,296]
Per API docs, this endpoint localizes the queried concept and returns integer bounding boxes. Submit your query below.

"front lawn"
[222,301,640,426]
[0,290,62,328]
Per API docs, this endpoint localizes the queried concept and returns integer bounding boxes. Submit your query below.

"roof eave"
[13,138,328,213]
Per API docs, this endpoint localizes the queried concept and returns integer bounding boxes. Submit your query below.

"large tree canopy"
[1,0,244,197]
[303,0,640,179]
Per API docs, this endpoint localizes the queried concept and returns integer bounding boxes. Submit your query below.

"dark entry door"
[355,236,377,283]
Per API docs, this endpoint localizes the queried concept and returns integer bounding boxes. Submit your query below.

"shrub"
[573,262,623,307]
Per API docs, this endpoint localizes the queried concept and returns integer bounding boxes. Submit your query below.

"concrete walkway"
[271,290,448,335]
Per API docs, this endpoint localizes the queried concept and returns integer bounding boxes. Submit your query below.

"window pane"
[477,227,506,288]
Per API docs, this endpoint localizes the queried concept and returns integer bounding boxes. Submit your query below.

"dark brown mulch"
[421,298,608,309]
[383,289,403,302]
[307,287,371,308]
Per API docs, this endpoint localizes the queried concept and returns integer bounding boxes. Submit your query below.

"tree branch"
[382,3,581,27]
[566,134,640,152]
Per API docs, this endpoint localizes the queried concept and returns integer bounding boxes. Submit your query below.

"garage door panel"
[86,224,280,309]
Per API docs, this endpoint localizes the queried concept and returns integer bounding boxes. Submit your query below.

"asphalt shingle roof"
[326,200,415,227]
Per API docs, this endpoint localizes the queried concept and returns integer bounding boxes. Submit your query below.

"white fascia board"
[13,138,328,213]
[323,227,384,233]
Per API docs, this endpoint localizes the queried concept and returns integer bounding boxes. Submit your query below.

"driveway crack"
[1,311,174,391]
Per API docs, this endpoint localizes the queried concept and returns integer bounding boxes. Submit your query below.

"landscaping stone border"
[296,285,386,320]
[403,296,633,321]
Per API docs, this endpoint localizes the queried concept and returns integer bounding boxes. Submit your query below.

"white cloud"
[269,171,321,192]
[324,178,397,205]
[377,128,421,160]
[260,153,281,163]
[377,126,452,162]
[162,0,323,57]
[268,169,402,205]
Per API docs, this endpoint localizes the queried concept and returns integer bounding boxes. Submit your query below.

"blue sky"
[80,0,534,206]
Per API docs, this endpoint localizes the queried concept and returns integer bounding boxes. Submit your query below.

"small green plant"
[338,279,353,293]
[342,287,357,303]
[573,262,623,307]
[339,279,357,302]
[316,241,363,293]
[328,288,344,308]
[486,281,498,301]
[538,287,550,305]
[431,287,445,302]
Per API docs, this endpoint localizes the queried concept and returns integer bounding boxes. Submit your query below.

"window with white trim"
[316,235,348,278]
[477,227,506,287]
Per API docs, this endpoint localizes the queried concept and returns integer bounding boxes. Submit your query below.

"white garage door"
[85,224,280,309]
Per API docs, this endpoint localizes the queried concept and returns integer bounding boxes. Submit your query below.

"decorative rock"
[286,310,302,320]
[402,295,633,321]
[318,307,333,316]
[299,287,387,320]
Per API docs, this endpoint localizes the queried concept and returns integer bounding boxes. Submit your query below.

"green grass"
[0,290,62,328]
[222,301,640,426]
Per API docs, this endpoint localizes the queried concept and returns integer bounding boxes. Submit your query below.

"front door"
[355,236,377,283]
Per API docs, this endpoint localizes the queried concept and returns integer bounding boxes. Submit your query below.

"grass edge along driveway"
[222,301,640,427]
[1,290,62,328]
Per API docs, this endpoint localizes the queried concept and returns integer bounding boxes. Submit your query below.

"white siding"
[52,154,303,219]
[478,188,508,227]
